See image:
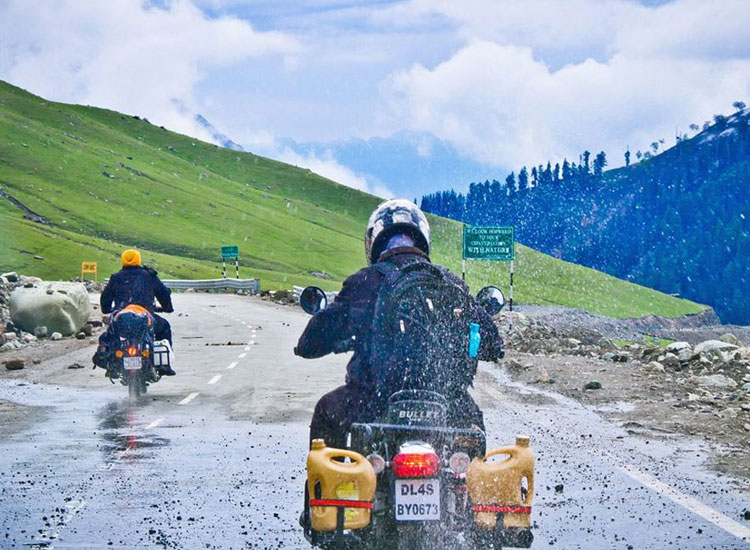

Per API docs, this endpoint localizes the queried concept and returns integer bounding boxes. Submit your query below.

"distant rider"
[94,249,176,375]
[295,199,504,448]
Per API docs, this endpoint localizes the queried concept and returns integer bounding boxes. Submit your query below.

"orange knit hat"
[121,249,142,266]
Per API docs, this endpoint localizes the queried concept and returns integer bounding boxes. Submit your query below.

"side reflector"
[392,452,440,478]
[449,452,471,474]
[366,453,385,474]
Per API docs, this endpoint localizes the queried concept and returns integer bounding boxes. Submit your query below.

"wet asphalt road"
[0,294,748,549]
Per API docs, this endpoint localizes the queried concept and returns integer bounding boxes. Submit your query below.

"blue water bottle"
[468,322,481,358]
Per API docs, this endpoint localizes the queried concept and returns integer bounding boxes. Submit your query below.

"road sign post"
[220,245,240,279]
[462,226,515,330]
[81,261,98,282]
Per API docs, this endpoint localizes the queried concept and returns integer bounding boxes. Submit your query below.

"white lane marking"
[179,392,199,405]
[97,443,134,471]
[244,346,251,351]
[32,498,86,547]
[241,321,247,326]
[480,381,750,542]
[618,463,750,541]
[145,417,165,429]
[238,353,247,359]
[251,333,257,338]
[208,374,222,385]
[226,361,238,370]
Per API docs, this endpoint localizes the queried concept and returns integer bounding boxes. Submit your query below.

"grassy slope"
[0,81,704,318]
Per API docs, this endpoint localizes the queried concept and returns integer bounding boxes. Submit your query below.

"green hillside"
[0,80,704,318]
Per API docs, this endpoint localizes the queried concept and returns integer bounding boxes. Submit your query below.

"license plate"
[394,479,440,521]
[123,356,141,370]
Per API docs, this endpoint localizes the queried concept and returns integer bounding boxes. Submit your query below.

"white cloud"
[1,0,748,191]
[0,0,299,144]
[382,0,750,168]
[276,148,394,198]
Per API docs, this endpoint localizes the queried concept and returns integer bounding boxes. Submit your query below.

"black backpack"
[369,261,480,400]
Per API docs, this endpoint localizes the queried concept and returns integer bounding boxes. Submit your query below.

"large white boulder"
[10,282,90,336]
[693,340,738,355]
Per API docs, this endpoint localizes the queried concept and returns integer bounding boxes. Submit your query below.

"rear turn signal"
[115,350,123,358]
[392,452,440,478]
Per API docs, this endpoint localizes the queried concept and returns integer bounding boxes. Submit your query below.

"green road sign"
[221,245,240,259]
[463,226,514,260]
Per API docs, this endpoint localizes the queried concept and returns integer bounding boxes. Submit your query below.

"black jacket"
[101,266,173,314]
[295,247,503,388]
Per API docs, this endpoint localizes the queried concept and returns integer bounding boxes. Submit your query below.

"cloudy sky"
[1,0,749,198]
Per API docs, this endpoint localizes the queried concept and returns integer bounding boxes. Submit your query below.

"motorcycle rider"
[94,249,176,376]
[295,199,504,449]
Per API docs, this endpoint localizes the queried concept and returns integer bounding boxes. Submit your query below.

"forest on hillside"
[422,108,750,324]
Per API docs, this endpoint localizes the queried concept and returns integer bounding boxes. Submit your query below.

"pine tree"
[505,172,516,195]
[593,151,607,177]
[518,167,529,191]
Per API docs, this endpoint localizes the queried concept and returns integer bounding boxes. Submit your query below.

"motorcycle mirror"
[299,286,328,315]
[476,286,505,315]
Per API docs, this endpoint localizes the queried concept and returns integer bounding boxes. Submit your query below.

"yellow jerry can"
[467,435,535,530]
[307,439,376,531]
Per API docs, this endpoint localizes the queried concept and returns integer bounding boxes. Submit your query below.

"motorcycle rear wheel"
[128,372,146,401]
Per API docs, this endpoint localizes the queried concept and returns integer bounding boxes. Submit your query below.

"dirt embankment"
[495,307,750,482]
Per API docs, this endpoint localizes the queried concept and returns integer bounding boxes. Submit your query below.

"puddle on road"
[97,401,171,462]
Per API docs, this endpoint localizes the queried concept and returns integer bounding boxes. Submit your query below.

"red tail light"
[127,346,138,357]
[392,452,440,478]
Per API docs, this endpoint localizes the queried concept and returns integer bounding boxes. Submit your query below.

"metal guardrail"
[292,285,338,303]
[162,278,260,293]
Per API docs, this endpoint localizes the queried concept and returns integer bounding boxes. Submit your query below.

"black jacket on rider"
[101,265,174,344]
[295,246,504,447]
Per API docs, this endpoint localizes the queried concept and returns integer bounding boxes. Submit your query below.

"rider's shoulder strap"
[371,261,399,278]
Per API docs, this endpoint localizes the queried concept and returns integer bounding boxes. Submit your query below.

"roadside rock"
[584,380,602,390]
[33,326,48,338]
[612,351,630,362]
[658,352,680,369]
[0,341,22,351]
[10,282,91,336]
[505,358,524,371]
[646,361,665,372]
[677,347,695,362]
[536,368,551,384]
[694,340,738,355]
[1,272,19,283]
[4,358,25,370]
[693,374,738,390]
[666,341,691,353]
[719,333,740,346]
[50,332,62,341]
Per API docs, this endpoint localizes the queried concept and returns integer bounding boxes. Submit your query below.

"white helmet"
[364,199,430,265]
